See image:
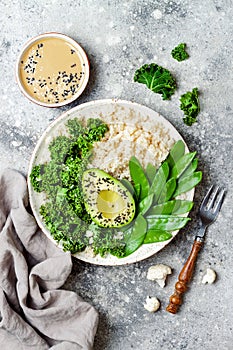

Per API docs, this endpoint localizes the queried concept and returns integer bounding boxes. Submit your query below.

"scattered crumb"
[144,296,160,312]
[147,264,172,288]
[202,268,217,284]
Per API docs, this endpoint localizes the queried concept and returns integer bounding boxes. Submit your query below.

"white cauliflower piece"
[144,296,160,313]
[147,264,172,288]
[202,268,217,284]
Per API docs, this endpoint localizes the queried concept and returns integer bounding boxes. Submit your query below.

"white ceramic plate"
[28,99,194,265]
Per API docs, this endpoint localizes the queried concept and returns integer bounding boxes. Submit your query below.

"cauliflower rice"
[90,107,175,179]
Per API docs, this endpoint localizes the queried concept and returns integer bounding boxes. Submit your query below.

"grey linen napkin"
[0,169,99,349]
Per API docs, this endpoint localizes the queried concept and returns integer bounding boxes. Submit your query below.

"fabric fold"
[0,169,98,349]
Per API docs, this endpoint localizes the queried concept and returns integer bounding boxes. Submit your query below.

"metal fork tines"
[198,185,226,239]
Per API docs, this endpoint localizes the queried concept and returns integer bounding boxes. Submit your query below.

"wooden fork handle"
[166,239,203,314]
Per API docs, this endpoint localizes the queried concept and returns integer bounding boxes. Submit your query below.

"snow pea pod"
[129,156,149,201]
[143,229,172,243]
[171,152,196,179]
[121,178,135,196]
[146,215,190,231]
[148,200,193,215]
[124,214,147,256]
[179,158,198,180]
[167,140,185,168]
[138,194,154,215]
[149,161,169,202]
[157,177,176,204]
[173,171,202,197]
[146,162,157,184]
[133,183,141,201]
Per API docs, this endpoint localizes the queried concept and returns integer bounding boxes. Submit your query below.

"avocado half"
[82,168,136,228]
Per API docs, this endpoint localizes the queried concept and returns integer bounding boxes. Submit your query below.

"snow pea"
[173,171,202,197]
[121,178,135,196]
[143,229,172,243]
[146,162,157,184]
[167,140,185,168]
[149,161,169,202]
[124,214,147,256]
[129,156,149,201]
[146,215,190,231]
[171,152,196,179]
[147,200,193,216]
[157,177,176,204]
[138,194,154,215]
[133,183,141,201]
[179,158,198,180]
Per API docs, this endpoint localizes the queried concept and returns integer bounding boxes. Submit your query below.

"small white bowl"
[16,32,90,108]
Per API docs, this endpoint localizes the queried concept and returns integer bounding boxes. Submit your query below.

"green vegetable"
[29,164,44,192]
[134,63,177,100]
[121,178,135,196]
[166,140,185,168]
[91,224,126,258]
[138,194,154,215]
[133,183,141,201]
[148,200,193,216]
[147,215,190,231]
[157,177,176,204]
[149,161,169,202]
[146,163,157,184]
[143,230,172,244]
[173,171,202,197]
[180,158,198,179]
[171,43,189,62]
[124,214,147,257]
[180,88,200,126]
[171,152,196,179]
[30,118,109,254]
[129,156,149,201]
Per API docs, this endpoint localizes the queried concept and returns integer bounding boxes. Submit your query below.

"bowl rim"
[15,32,90,108]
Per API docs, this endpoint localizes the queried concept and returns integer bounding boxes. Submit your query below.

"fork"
[166,185,226,314]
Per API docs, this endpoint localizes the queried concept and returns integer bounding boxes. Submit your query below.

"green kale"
[90,224,126,258]
[171,43,189,62]
[30,118,109,254]
[180,88,200,126]
[134,63,176,100]
[29,164,44,192]
[66,118,85,138]
[48,136,72,163]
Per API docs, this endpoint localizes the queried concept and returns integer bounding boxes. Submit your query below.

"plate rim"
[28,98,194,266]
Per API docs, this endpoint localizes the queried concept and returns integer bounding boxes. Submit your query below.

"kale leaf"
[171,43,189,62]
[134,63,177,100]
[30,118,109,254]
[90,224,126,258]
[29,164,44,192]
[180,88,200,126]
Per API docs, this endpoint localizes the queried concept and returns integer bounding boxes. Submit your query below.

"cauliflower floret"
[144,296,160,312]
[147,264,172,288]
[202,268,217,284]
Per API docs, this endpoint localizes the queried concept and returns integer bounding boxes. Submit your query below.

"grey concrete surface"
[0,1,233,349]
